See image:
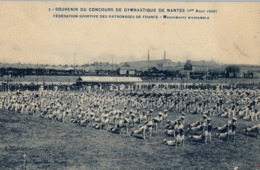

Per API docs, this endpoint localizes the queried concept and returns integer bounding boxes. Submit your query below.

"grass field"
[0,106,259,170]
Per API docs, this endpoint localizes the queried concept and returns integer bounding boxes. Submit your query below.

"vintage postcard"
[0,1,259,170]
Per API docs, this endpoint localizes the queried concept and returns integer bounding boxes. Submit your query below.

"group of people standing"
[0,87,259,147]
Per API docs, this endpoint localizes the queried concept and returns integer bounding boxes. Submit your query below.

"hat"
[150,109,154,112]
[181,112,186,116]
[232,117,237,121]
[164,109,168,112]
[180,116,185,120]
[147,121,153,126]
[203,115,208,119]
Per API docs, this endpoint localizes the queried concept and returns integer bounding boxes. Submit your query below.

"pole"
[74,52,76,75]
[36,58,39,86]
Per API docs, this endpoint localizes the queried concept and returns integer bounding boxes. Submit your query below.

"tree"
[184,60,192,70]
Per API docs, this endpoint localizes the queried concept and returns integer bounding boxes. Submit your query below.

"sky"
[0,2,259,65]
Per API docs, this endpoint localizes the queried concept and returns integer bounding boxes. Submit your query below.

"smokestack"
[164,50,166,60]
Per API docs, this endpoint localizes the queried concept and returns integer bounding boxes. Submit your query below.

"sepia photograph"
[0,1,259,170]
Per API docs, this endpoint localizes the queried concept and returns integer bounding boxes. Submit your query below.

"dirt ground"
[0,108,259,170]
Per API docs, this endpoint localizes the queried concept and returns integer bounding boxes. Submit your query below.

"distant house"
[120,59,176,71]
[243,72,254,78]
[183,60,208,76]
[182,60,222,79]
[192,65,208,72]
[224,65,240,78]
[118,67,136,76]
[183,60,221,72]
[184,60,192,70]
[230,64,260,78]
[84,64,119,76]
[191,60,208,73]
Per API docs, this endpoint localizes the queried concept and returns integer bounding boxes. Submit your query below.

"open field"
[0,107,259,170]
